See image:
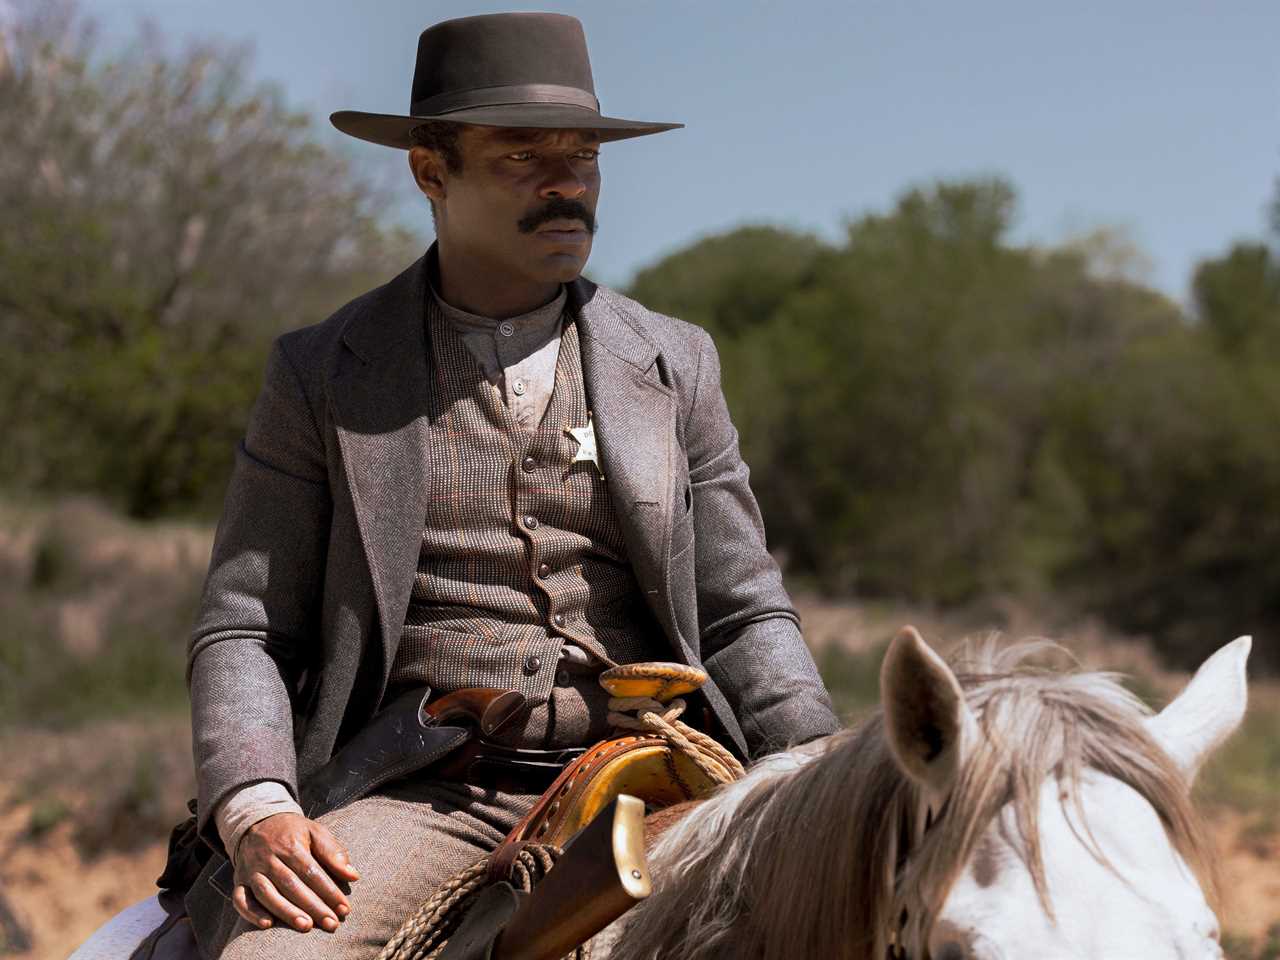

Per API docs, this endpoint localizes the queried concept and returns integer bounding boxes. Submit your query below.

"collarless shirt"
[428,279,567,435]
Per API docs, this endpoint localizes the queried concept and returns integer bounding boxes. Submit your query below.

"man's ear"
[408,146,447,205]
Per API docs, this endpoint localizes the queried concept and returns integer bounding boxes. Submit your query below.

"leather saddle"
[488,660,720,874]
[437,662,727,960]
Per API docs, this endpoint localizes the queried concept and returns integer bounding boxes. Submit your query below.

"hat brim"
[331,103,682,149]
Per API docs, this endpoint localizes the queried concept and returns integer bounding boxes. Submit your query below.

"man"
[176,12,837,959]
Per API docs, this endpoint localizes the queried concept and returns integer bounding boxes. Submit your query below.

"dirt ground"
[0,803,168,959]
[1213,809,1280,943]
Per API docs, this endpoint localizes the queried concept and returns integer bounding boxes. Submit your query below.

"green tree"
[1192,242,1280,354]
[625,179,1280,675]
[627,225,829,342]
[0,1,421,516]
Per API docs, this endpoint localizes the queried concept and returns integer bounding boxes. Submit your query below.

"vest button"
[523,515,539,529]
[553,613,566,628]
[537,562,551,578]
[522,455,537,473]
[556,669,571,685]
[523,655,541,674]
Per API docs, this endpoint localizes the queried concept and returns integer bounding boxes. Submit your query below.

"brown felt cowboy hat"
[330,12,683,149]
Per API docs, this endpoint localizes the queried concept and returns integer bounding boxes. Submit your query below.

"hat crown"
[411,13,596,115]
[330,11,681,150]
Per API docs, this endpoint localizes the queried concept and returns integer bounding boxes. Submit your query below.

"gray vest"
[387,296,664,706]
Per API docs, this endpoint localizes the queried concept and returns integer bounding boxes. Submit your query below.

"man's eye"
[508,151,534,161]
[575,150,600,161]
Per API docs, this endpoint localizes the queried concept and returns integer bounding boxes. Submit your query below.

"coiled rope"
[375,844,569,960]
[605,696,745,785]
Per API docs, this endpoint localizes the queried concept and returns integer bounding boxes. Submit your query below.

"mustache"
[517,198,597,235]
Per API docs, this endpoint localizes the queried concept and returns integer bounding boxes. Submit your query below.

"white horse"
[67,899,174,960]
[73,628,1249,960]
[608,628,1248,960]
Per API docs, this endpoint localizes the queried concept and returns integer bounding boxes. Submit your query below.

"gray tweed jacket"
[187,251,838,849]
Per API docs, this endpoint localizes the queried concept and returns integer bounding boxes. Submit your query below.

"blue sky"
[86,0,1280,304]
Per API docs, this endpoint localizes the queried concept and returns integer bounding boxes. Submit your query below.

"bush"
[0,0,422,518]
[629,182,1280,674]
[0,500,199,730]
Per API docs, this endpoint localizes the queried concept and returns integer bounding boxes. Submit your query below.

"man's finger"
[281,845,351,917]
[310,824,361,883]
[267,858,340,932]
[232,885,274,929]
[249,871,315,932]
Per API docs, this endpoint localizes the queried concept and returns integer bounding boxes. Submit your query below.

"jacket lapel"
[329,264,682,669]
[330,254,434,668]
[570,279,679,627]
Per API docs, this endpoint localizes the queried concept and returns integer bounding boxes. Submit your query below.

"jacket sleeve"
[188,336,332,848]
[684,327,839,757]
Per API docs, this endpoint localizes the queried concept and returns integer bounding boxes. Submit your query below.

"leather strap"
[485,840,533,886]
[433,740,587,795]
[484,735,665,883]
[412,83,599,117]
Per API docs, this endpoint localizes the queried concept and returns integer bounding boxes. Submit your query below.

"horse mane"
[607,640,1218,960]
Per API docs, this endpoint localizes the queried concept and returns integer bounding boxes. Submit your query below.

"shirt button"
[523,655,541,674]
[499,321,515,337]
[553,612,566,627]
[523,515,539,529]
[537,562,551,578]
[512,379,526,396]
[522,455,537,472]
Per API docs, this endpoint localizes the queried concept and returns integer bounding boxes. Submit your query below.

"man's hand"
[232,812,361,933]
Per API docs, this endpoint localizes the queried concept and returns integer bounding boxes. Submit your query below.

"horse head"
[611,628,1249,960]
[883,626,1248,960]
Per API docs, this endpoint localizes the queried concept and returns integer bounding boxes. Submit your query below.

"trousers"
[199,667,616,959]
[208,779,537,960]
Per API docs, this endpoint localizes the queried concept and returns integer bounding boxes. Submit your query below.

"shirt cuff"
[214,780,304,862]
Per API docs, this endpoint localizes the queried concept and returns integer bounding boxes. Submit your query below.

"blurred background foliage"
[0,1,419,518]
[0,4,1276,954]
[631,183,1280,674]
[0,0,1278,678]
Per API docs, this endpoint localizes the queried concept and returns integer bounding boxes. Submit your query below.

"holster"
[197,686,472,901]
[299,686,470,818]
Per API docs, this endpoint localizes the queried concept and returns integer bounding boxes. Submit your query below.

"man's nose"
[538,159,588,200]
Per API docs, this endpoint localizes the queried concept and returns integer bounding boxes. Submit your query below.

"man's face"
[426,126,602,286]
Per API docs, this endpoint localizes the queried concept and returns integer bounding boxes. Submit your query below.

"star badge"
[566,412,605,480]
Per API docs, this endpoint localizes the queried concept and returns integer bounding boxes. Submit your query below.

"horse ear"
[1145,635,1251,783]
[880,626,979,800]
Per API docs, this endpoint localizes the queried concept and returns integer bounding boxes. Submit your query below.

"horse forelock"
[899,639,1219,956]
[608,640,1217,960]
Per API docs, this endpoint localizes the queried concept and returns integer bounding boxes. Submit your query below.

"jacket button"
[523,515,539,529]
[522,455,537,472]
[523,655,541,674]
[537,562,551,578]
[552,613,566,628]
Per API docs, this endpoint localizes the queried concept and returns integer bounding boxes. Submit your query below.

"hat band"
[411,83,600,118]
